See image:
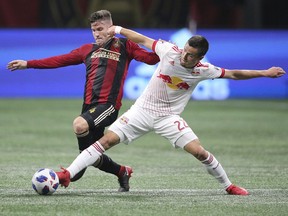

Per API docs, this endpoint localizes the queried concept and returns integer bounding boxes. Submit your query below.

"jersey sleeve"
[153,40,175,60]
[27,44,90,69]
[194,62,225,79]
[125,40,159,65]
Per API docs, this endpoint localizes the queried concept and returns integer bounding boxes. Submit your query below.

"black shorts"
[80,103,119,130]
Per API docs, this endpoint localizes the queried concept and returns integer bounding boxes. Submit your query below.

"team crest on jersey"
[89,108,96,113]
[113,39,121,48]
[119,116,129,125]
[157,73,189,90]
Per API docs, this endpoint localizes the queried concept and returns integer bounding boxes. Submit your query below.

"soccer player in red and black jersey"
[7,10,160,192]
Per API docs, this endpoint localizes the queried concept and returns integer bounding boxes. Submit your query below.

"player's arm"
[108,26,155,50]
[223,67,285,79]
[7,60,27,71]
[7,46,86,71]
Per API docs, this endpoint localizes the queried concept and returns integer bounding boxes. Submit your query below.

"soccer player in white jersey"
[56,26,286,195]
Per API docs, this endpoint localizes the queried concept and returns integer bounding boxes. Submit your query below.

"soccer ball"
[32,168,59,195]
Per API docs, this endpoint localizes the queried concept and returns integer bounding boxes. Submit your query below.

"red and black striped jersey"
[27,37,159,110]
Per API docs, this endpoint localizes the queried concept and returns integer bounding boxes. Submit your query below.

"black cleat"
[118,166,133,192]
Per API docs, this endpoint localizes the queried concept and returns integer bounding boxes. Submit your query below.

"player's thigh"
[81,104,118,129]
[108,105,153,143]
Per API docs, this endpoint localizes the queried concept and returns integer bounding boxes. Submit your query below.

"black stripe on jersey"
[83,44,98,104]
[107,38,129,108]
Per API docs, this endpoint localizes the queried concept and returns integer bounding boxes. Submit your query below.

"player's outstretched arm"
[224,67,286,80]
[7,60,28,71]
[108,26,155,50]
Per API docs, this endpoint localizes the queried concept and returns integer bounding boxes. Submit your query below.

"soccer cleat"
[56,167,71,188]
[118,166,133,192]
[226,184,249,196]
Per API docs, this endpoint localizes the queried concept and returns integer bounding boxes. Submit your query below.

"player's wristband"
[114,26,122,34]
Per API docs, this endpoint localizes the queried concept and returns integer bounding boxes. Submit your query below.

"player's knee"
[73,116,89,134]
[184,139,208,161]
[98,131,120,150]
[195,148,208,161]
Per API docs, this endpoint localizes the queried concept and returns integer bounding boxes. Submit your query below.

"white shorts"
[108,104,198,148]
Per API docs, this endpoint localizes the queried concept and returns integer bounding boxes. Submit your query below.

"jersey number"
[174,119,189,131]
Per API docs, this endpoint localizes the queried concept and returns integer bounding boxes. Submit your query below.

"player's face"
[91,20,112,46]
[180,43,203,68]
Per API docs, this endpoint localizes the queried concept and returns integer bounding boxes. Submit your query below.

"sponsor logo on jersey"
[157,73,173,84]
[91,48,120,61]
[157,73,190,90]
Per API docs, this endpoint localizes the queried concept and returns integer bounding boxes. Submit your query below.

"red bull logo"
[157,73,190,90]
[157,73,172,84]
[119,116,129,125]
[176,82,189,90]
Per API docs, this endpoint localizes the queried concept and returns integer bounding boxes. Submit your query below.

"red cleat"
[56,167,71,188]
[226,184,249,196]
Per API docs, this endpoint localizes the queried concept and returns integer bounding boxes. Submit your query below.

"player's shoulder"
[68,43,93,56]
[117,37,137,49]
[156,39,180,54]
[195,62,211,68]
[157,39,176,47]
[81,43,94,48]
[78,43,94,51]
[194,61,224,76]
[195,62,222,71]
[193,62,214,73]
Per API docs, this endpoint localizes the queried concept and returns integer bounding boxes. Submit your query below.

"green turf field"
[0,99,287,216]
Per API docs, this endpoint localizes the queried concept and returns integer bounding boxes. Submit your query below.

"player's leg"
[179,136,249,195]
[97,104,153,191]
[71,104,133,191]
[70,123,96,182]
[58,105,152,188]
[92,151,133,192]
[57,131,121,188]
[89,126,132,192]
[155,115,249,195]
[89,126,128,179]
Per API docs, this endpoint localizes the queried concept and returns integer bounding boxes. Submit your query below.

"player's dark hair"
[89,10,112,23]
[188,35,209,57]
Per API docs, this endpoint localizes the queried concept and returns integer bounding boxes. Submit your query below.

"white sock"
[67,141,105,178]
[201,152,232,189]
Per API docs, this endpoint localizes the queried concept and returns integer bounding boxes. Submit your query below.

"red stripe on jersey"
[172,46,181,53]
[152,40,158,52]
[98,57,118,104]
[219,68,225,78]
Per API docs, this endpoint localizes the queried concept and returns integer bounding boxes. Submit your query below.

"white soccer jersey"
[134,40,225,116]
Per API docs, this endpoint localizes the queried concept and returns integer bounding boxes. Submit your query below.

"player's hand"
[7,60,28,71]
[107,25,116,37]
[266,67,286,78]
